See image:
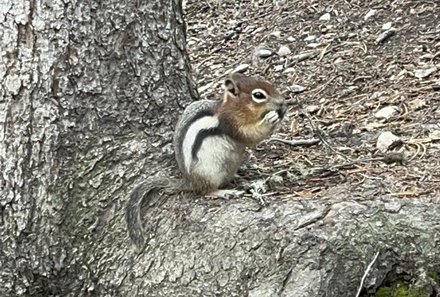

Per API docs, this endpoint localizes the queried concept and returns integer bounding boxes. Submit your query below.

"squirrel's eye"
[251,89,267,103]
[253,92,265,99]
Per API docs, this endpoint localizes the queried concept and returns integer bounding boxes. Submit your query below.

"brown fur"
[216,73,284,146]
[127,74,284,248]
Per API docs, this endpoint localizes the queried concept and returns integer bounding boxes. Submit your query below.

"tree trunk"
[1,0,440,296]
[1,0,195,295]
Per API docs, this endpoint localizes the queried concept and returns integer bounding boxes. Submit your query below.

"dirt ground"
[185,0,440,203]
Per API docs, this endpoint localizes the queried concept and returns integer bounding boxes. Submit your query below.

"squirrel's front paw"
[263,110,280,125]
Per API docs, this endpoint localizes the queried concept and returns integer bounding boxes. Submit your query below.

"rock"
[232,64,249,73]
[306,43,321,48]
[382,22,393,30]
[319,13,331,21]
[277,45,291,56]
[283,67,296,74]
[376,131,401,153]
[287,36,295,42]
[224,30,236,39]
[421,53,435,59]
[414,66,437,79]
[429,130,440,141]
[376,28,396,44]
[421,123,440,132]
[269,30,282,38]
[408,98,425,111]
[364,9,376,20]
[374,105,400,119]
[290,84,306,93]
[256,48,273,58]
[305,105,320,113]
[304,35,316,41]
[274,65,284,72]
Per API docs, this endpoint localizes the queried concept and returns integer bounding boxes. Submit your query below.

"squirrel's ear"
[224,78,239,97]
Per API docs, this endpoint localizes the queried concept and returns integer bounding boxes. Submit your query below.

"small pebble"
[306,43,321,48]
[256,48,273,58]
[319,13,331,21]
[283,67,296,74]
[408,98,425,111]
[382,22,393,30]
[232,64,249,73]
[305,105,320,113]
[269,30,282,38]
[364,9,376,20]
[421,123,440,132]
[277,45,291,56]
[420,53,435,59]
[414,66,437,79]
[376,29,396,44]
[274,65,284,72]
[376,131,401,153]
[374,105,400,119]
[304,35,316,41]
[429,130,440,140]
[290,84,306,93]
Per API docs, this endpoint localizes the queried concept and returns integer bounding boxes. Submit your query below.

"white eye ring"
[251,89,268,103]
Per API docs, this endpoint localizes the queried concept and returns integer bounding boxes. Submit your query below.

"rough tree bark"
[1,0,440,297]
[1,0,195,295]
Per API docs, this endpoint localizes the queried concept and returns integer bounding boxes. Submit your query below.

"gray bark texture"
[1,0,439,296]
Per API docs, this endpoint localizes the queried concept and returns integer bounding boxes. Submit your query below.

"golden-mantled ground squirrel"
[126,73,286,248]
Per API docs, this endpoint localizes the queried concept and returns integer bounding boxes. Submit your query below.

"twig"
[318,44,331,61]
[266,156,391,182]
[269,137,320,146]
[310,154,408,177]
[312,157,385,173]
[311,75,339,96]
[355,251,380,297]
[295,97,352,161]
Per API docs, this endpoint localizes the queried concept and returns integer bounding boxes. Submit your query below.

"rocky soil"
[185,0,440,206]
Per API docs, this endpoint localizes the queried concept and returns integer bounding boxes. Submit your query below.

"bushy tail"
[125,177,188,249]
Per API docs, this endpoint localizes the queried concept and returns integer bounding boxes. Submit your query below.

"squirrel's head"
[218,73,286,146]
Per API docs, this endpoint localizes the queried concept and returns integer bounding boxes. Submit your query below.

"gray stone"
[374,105,400,119]
[376,131,401,152]
[277,45,291,56]
[319,13,331,21]
[256,49,274,58]
[232,64,249,73]
[415,66,437,79]
[364,9,376,20]
[290,84,306,93]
